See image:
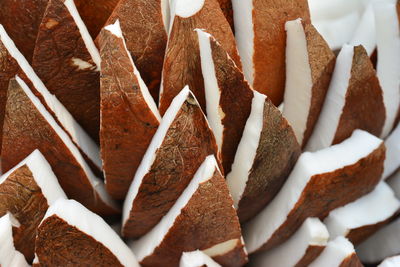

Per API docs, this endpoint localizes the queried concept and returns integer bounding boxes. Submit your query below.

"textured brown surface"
[98,27,160,200]
[32,0,100,143]
[255,143,385,252]
[2,79,118,216]
[302,23,336,148]
[75,0,120,38]
[332,46,385,145]
[339,253,364,267]
[217,0,234,31]
[139,169,247,267]
[237,98,301,222]
[294,245,325,267]
[35,215,124,266]
[0,0,49,62]
[122,92,220,238]
[253,0,310,105]
[0,165,49,262]
[159,0,241,115]
[101,0,168,102]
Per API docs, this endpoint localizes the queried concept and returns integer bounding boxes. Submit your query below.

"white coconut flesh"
[383,123,400,179]
[324,182,400,240]
[309,236,356,267]
[243,130,383,253]
[161,0,170,33]
[305,44,354,152]
[174,0,204,18]
[283,18,313,145]
[250,218,329,267]
[14,76,118,210]
[0,24,102,171]
[350,4,376,56]
[180,250,221,267]
[379,256,400,267]
[226,91,265,208]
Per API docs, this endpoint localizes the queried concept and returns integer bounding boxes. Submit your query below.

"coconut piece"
[32,0,101,142]
[216,0,233,31]
[130,155,247,267]
[100,0,169,102]
[379,256,400,267]
[232,0,310,105]
[383,123,400,179]
[306,45,385,152]
[374,2,400,138]
[324,182,400,245]
[0,149,67,261]
[243,130,385,253]
[283,19,335,148]
[350,4,376,56]
[158,0,240,114]
[180,251,221,267]
[98,20,161,200]
[2,77,118,216]
[122,87,220,238]
[250,218,329,267]
[0,214,29,267]
[34,199,139,266]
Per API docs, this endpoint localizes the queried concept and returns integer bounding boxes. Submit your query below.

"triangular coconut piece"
[130,156,247,267]
[324,182,400,245]
[158,0,241,114]
[379,256,400,267]
[0,149,67,262]
[122,87,220,238]
[99,0,169,101]
[383,122,400,179]
[232,0,310,105]
[309,236,362,267]
[250,218,329,267]
[243,130,385,253]
[98,20,161,200]
[180,251,221,267]
[2,77,118,216]
[283,19,336,148]
[196,29,254,173]
[34,199,139,266]
[350,4,377,57]
[306,45,385,152]
[32,0,101,142]
[0,24,102,177]
[0,214,29,267]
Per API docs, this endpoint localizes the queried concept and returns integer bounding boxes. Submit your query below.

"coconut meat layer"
[383,123,400,179]
[309,236,355,267]
[180,250,221,267]
[379,256,400,267]
[174,0,204,18]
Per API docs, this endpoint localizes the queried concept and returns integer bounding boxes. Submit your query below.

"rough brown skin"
[254,143,385,252]
[0,165,49,262]
[139,169,247,267]
[2,79,118,216]
[332,46,385,145]
[98,27,160,200]
[294,245,325,267]
[35,215,124,266]
[302,23,336,148]
[75,0,120,39]
[253,0,310,105]
[0,0,49,62]
[339,253,364,267]
[100,0,168,103]
[122,93,220,238]
[237,98,301,223]
[217,0,234,32]
[159,0,241,115]
[32,0,100,143]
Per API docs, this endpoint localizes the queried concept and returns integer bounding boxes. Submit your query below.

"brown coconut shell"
[339,253,363,267]
[217,0,234,31]
[294,246,325,267]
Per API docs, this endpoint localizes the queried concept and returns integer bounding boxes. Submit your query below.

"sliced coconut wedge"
[306,45,385,152]
[2,77,118,216]
[379,256,400,267]
[100,0,169,102]
[0,149,66,261]
[232,0,310,105]
[0,214,29,267]
[243,130,385,253]
[350,4,376,56]
[0,24,102,176]
[159,0,240,114]
[98,20,161,201]
[250,218,329,267]
[283,19,335,148]
[324,182,400,245]
[180,251,221,267]
[383,122,400,179]
[32,0,101,142]
[309,236,362,267]
[34,199,139,266]
[374,2,400,138]
[130,155,247,266]
[122,87,219,238]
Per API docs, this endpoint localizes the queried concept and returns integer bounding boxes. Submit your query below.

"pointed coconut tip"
[180,250,221,267]
[104,19,123,38]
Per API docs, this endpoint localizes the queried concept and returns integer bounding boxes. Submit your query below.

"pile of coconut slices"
[1,0,400,266]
